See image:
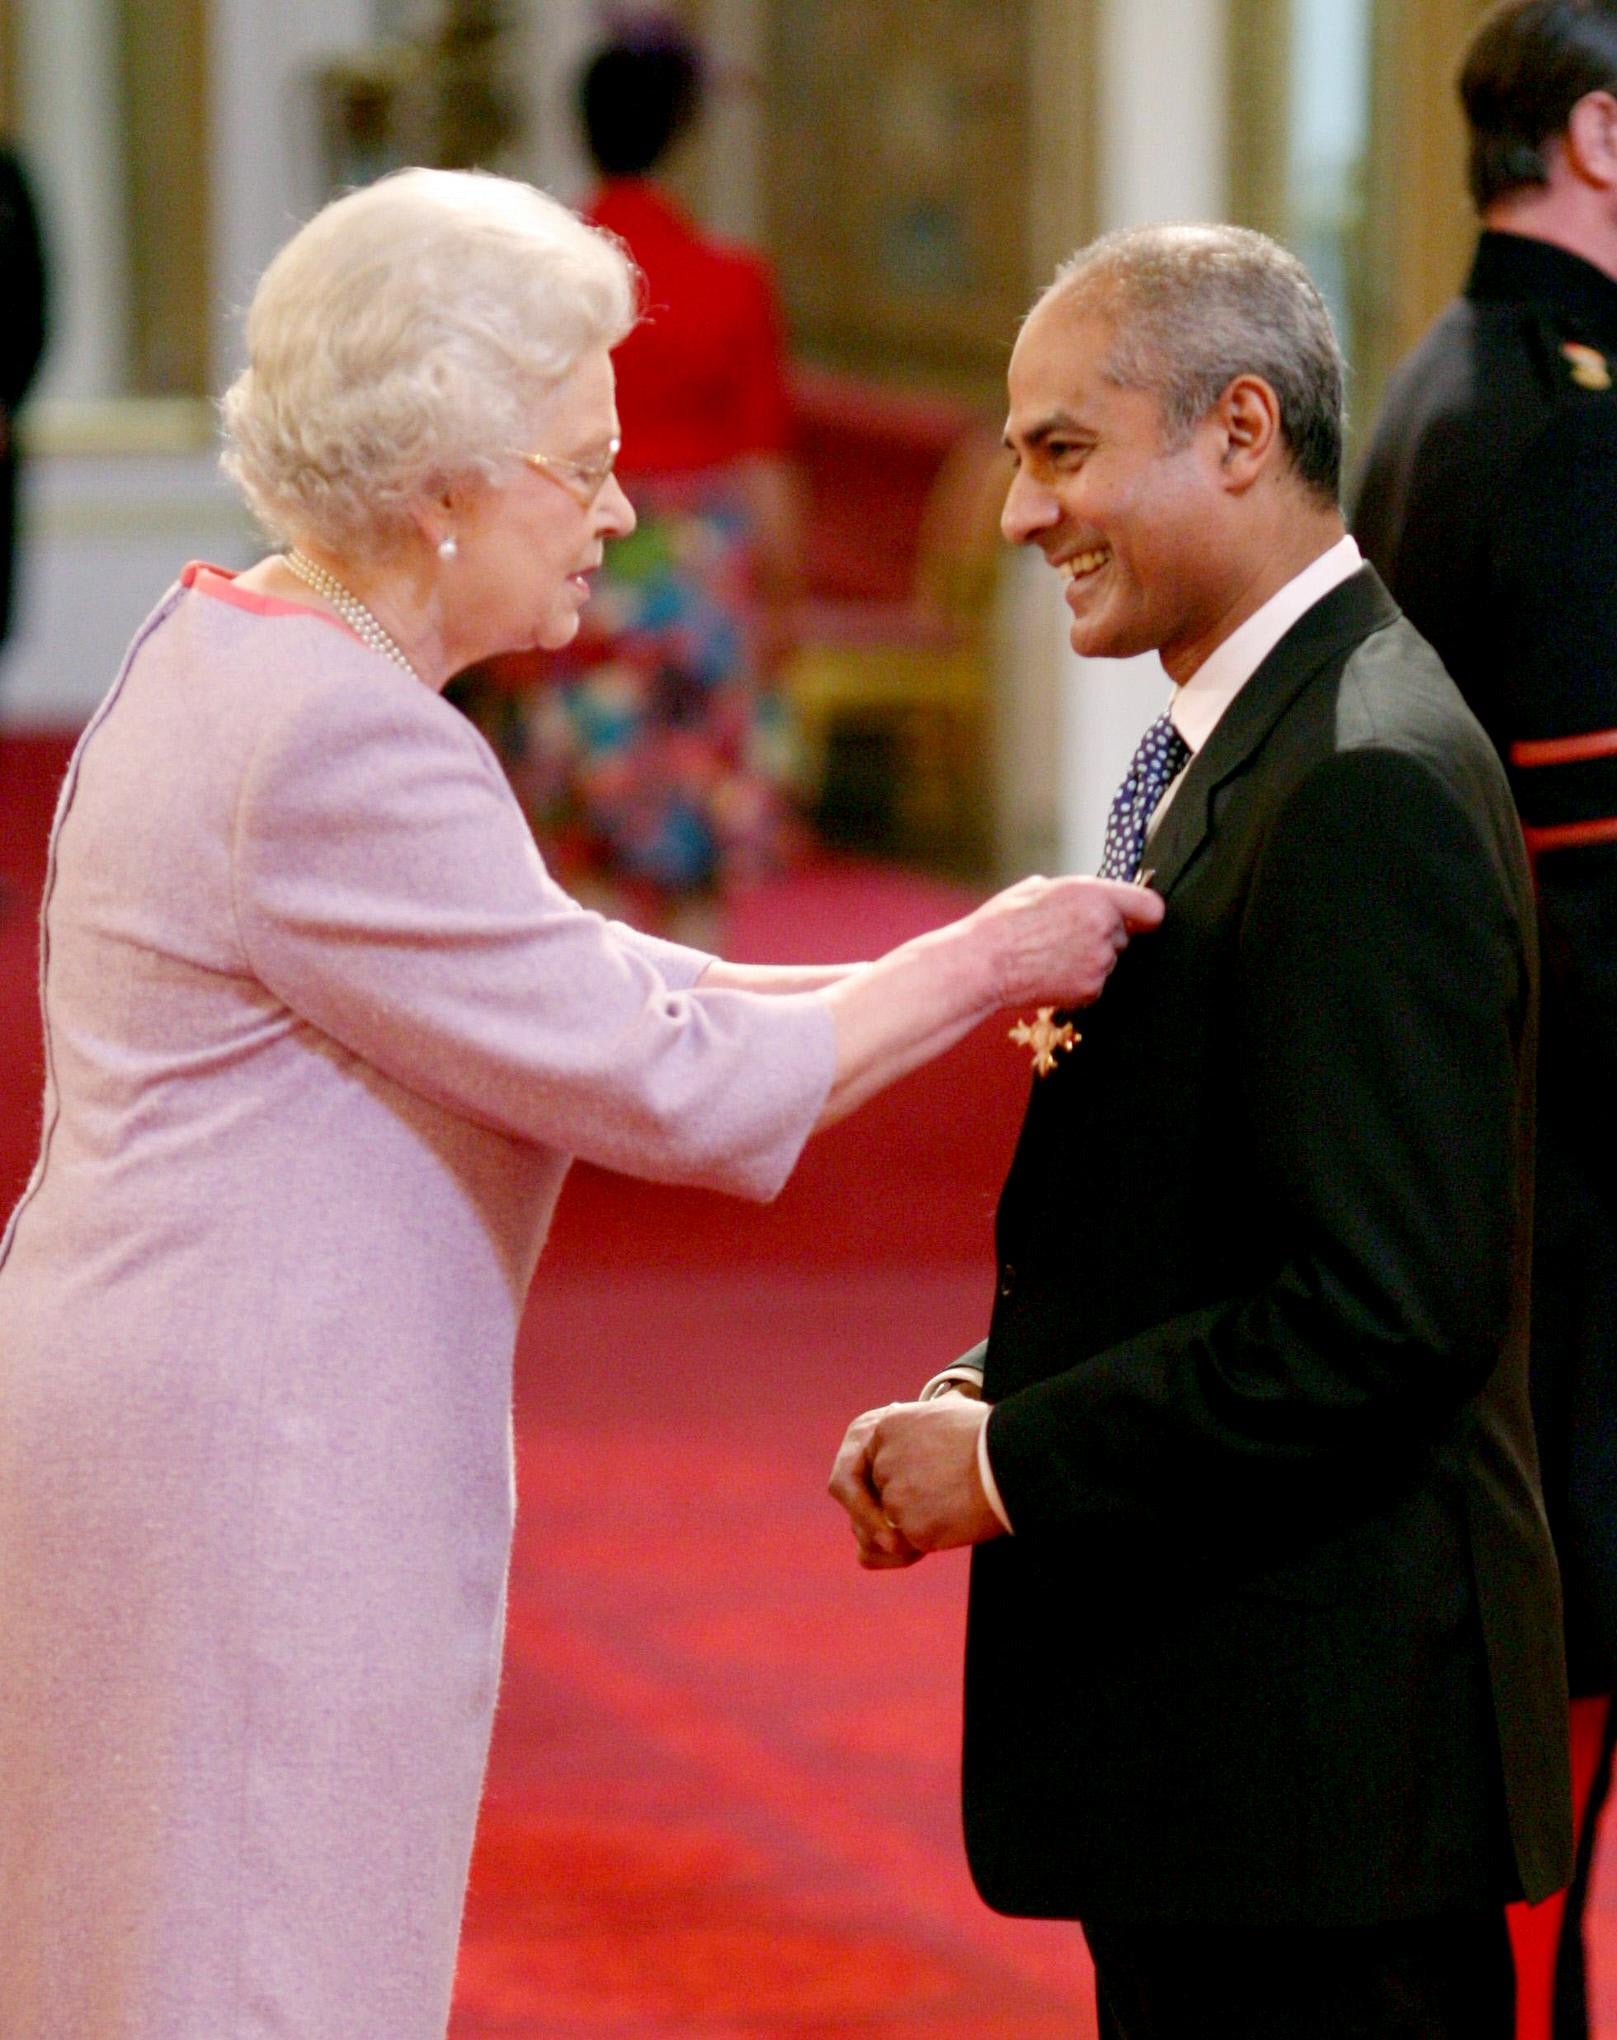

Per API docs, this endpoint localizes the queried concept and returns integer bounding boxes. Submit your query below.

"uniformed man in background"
[0,140,46,665]
[1354,5,1617,2032]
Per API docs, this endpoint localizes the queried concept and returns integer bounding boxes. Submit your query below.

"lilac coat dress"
[0,566,834,2037]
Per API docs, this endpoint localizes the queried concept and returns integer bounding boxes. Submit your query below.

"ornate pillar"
[14,0,131,400]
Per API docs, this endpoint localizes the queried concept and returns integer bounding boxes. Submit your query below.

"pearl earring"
[437,534,458,561]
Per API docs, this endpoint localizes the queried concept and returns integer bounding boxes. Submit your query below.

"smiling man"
[829,225,1572,2038]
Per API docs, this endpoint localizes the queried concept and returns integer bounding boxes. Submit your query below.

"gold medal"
[1009,1007,1079,1076]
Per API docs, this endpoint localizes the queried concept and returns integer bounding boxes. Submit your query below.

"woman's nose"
[598,474,636,539]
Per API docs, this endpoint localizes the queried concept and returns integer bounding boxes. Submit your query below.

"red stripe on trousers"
[1506,1695,1609,2040]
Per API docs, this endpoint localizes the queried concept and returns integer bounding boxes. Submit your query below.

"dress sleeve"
[230,671,834,1198]
[605,922,714,989]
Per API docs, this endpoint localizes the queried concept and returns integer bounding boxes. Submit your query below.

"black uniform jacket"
[1355,233,1617,1692]
[962,569,1570,1928]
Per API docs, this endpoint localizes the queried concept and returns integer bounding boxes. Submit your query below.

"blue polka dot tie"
[1098,710,1191,880]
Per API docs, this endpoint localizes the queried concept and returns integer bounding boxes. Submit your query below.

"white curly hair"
[220,168,638,562]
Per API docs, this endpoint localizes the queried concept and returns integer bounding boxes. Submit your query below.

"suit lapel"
[1143,567,1402,895]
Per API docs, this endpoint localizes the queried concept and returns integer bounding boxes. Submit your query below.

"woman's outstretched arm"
[810,875,1163,1129]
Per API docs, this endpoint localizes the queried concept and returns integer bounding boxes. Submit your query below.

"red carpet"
[4,727,1615,2035]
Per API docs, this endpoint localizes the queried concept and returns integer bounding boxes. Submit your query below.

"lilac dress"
[0,567,834,2037]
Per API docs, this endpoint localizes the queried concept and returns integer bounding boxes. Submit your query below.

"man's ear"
[1562,89,1617,192]
[1211,373,1282,492]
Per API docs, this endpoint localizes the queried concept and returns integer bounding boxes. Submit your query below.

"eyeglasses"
[516,435,622,507]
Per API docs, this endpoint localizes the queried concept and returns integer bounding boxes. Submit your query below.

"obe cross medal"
[1009,1006,1078,1077]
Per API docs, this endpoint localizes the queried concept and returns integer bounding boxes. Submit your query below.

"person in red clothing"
[454,22,801,936]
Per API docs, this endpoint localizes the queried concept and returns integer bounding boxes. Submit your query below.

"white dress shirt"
[1152,533,1364,828]
[965,532,1365,1533]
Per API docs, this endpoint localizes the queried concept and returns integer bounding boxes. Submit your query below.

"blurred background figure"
[1353,4,1617,2035]
[0,140,47,667]
[453,14,802,941]
[0,138,47,926]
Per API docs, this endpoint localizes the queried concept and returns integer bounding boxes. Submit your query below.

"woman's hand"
[812,875,1164,1131]
[967,874,1165,1011]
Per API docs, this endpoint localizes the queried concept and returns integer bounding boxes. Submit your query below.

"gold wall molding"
[1365,0,1494,390]
[698,0,1094,386]
[7,0,210,396]
[1027,0,1099,286]
[1225,0,1493,454]
[116,0,210,395]
[762,0,1042,395]
[1227,0,1291,239]
[1,0,19,131]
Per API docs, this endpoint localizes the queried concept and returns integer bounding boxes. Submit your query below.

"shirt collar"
[1170,535,1362,755]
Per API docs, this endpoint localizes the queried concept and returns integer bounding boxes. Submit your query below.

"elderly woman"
[0,169,1157,2037]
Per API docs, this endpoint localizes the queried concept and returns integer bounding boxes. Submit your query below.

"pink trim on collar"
[180,561,356,637]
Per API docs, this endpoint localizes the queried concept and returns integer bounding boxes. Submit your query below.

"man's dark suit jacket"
[963,567,1571,1929]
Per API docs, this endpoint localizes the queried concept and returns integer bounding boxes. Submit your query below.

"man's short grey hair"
[1042,223,1345,503]
[220,168,638,563]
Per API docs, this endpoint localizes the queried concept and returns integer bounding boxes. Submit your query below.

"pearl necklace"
[283,550,421,682]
